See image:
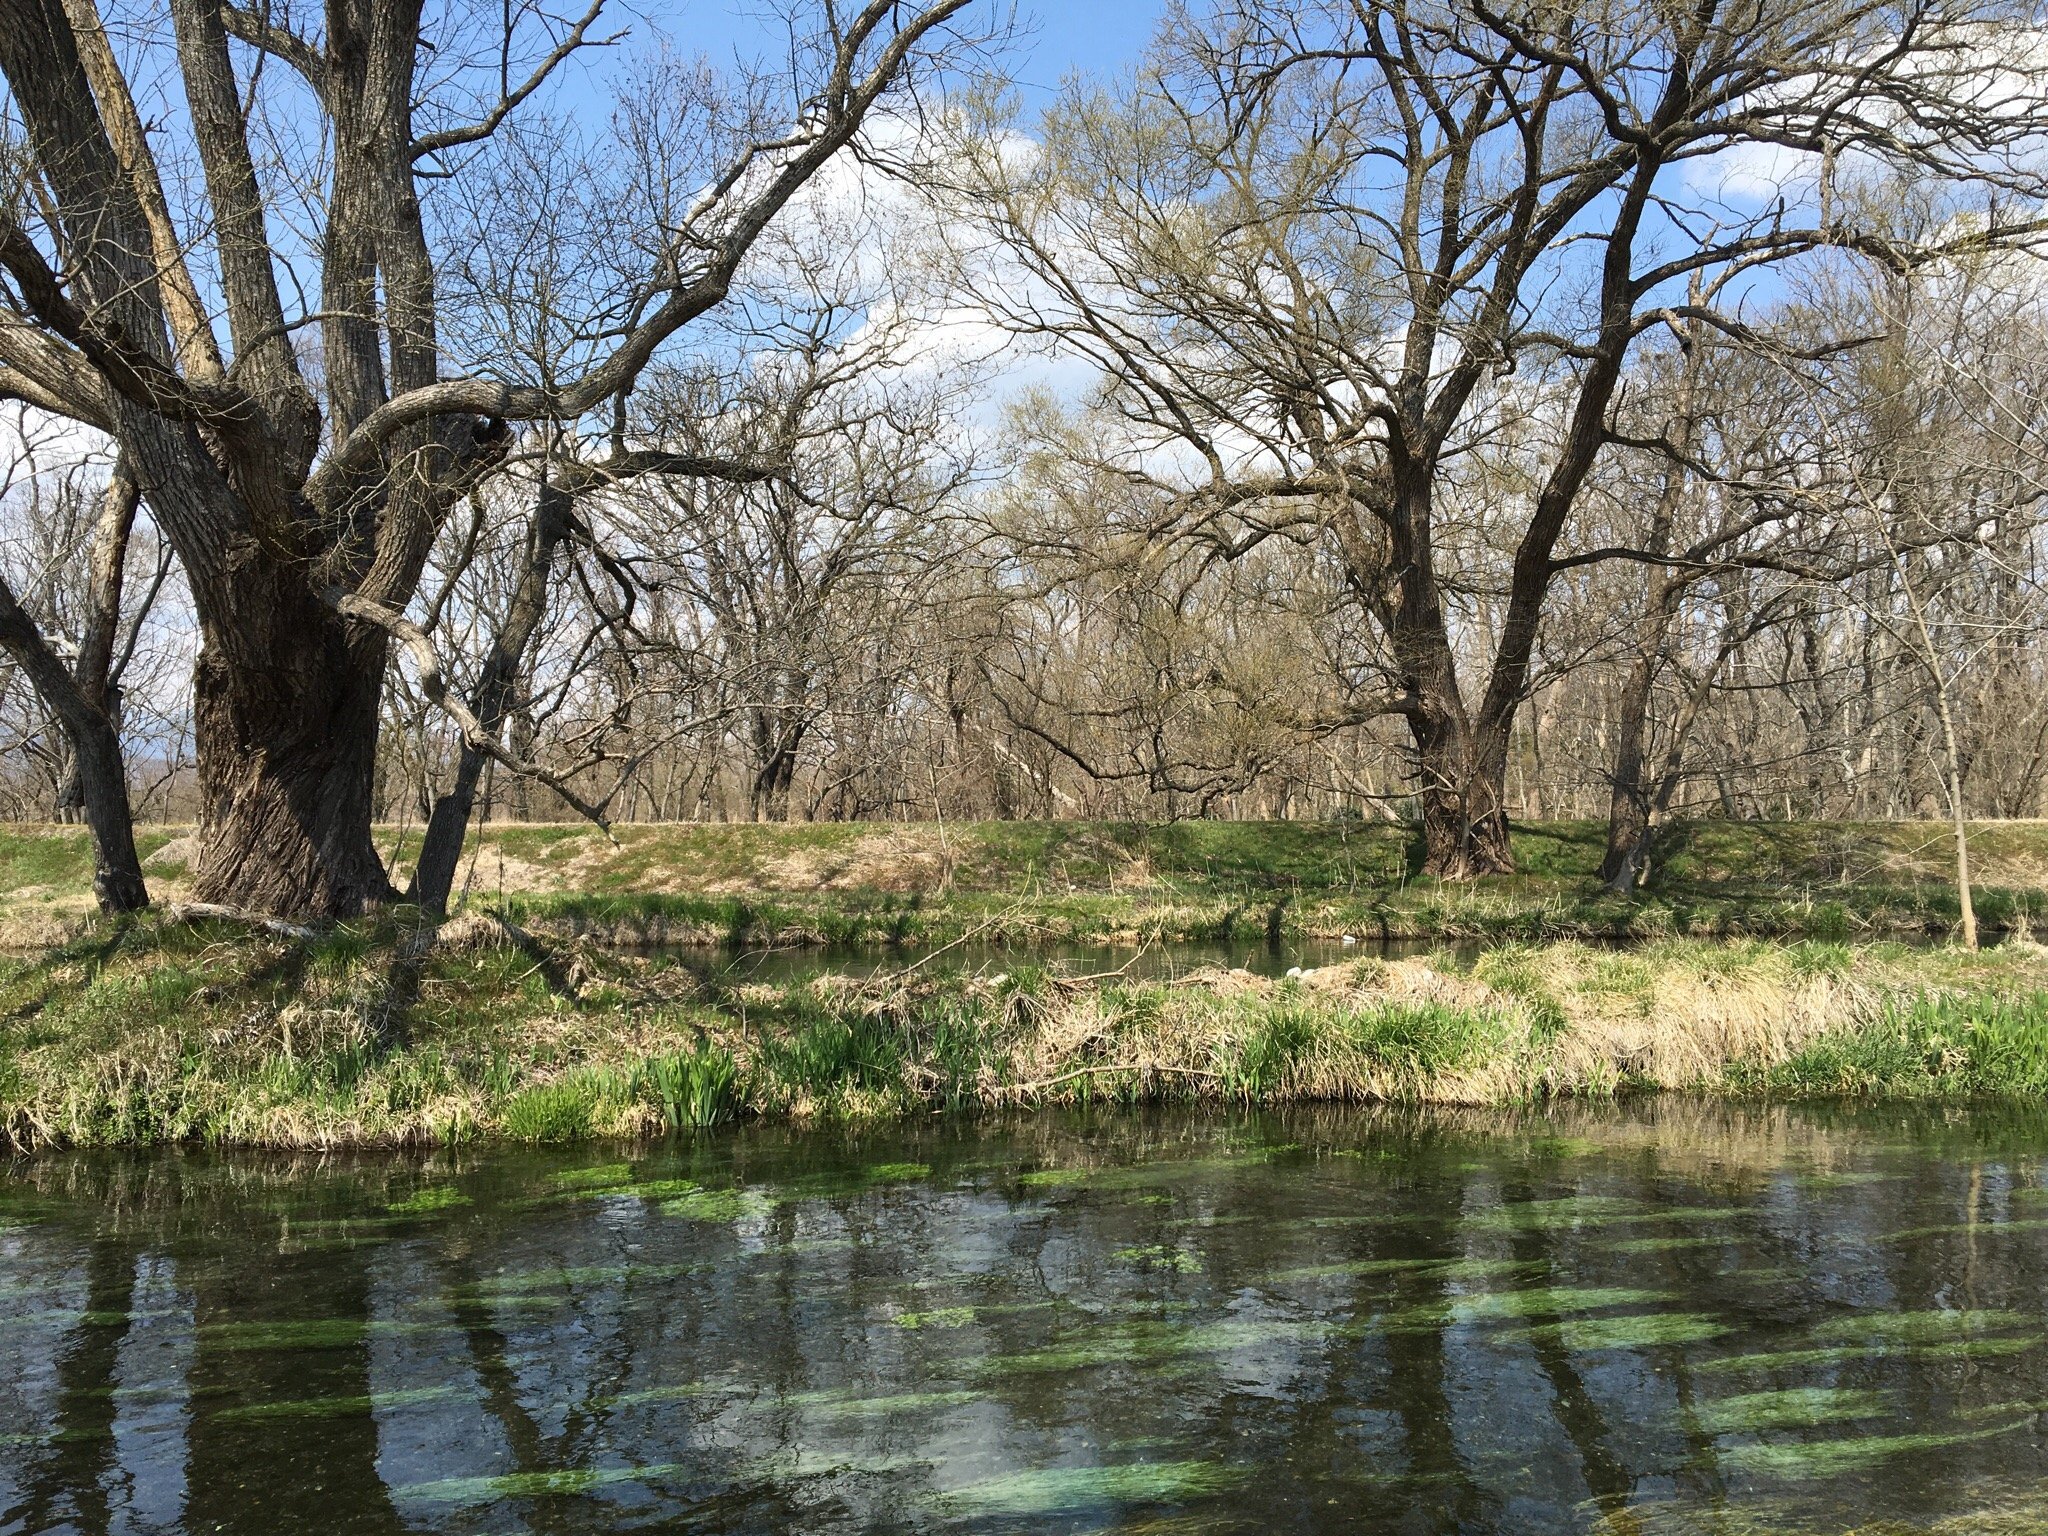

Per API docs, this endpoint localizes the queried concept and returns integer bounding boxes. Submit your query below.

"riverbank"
[2,817,2042,949]
[4,911,2046,1150]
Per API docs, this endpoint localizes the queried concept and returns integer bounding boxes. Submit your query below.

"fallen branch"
[874,899,1036,988]
[164,902,322,941]
[1002,1062,1224,1100]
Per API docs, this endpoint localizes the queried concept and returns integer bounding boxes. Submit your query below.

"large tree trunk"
[1392,582,1516,878]
[190,584,392,917]
[1413,716,1515,877]
[747,707,806,822]
[750,747,800,822]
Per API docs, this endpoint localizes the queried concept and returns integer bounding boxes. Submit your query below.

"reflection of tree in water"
[1361,1161,1497,1533]
[7,1234,137,1535]
[180,1235,409,1534]
[11,1109,2048,1532]
[1493,1167,1653,1524]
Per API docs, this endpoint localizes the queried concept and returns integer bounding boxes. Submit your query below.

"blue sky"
[994,1,1163,94]
[673,2,1164,102]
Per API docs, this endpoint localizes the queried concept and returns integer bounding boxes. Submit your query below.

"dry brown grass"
[6,919,2045,1149]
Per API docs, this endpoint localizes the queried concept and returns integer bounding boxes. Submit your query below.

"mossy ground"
[4,905,2047,1149]
[2,818,2044,948]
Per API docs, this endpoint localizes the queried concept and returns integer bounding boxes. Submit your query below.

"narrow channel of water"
[7,1102,2048,1533]
[699,934,1447,986]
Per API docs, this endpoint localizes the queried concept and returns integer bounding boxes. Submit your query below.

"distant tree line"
[2,0,2047,921]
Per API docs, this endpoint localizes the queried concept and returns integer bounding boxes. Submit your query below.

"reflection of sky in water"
[9,1104,2048,1533]
[106,1256,191,1535]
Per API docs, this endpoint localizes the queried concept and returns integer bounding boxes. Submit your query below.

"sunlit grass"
[7,906,2048,1149]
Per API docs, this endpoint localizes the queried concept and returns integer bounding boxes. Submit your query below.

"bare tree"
[941,0,2048,874]
[0,0,986,916]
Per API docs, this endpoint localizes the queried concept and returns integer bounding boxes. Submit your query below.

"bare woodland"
[4,0,2048,920]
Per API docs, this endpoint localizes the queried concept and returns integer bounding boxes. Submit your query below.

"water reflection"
[7,1102,2048,1533]
[700,933,1428,986]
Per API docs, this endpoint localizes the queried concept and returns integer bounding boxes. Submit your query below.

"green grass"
[5,906,2048,1148]
[1729,992,2048,1098]
[5,818,2042,948]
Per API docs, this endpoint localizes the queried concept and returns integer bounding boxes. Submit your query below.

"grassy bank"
[2,817,2043,947]
[5,910,2047,1150]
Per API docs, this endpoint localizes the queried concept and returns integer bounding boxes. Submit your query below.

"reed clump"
[3,915,2045,1149]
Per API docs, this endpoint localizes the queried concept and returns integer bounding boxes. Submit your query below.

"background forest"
[3,0,2047,921]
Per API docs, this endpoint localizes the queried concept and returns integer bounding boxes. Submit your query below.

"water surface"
[700,933,1433,986]
[8,1103,2048,1533]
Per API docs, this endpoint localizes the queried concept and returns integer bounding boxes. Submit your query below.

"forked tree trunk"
[1412,710,1515,878]
[1600,650,1659,892]
[748,710,806,822]
[411,487,570,915]
[190,582,392,918]
[0,576,149,912]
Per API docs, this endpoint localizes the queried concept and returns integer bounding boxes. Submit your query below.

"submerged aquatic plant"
[660,1186,772,1223]
[397,1463,692,1502]
[893,1307,976,1330]
[385,1185,468,1216]
[1721,1421,2027,1479]
[1510,1313,1730,1351]
[1694,1387,1890,1435]
[939,1460,1241,1516]
[1111,1244,1203,1274]
[218,1385,473,1422]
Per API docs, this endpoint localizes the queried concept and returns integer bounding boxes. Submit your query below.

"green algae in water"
[1812,1309,2034,1344]
[660,1187,774,1222]
[398,1462,692,1502]
[385,1186,469,1215]
[1521,1136,1604,1160]
[1459,1195,1643,1231]
[583,1178,703,1201]
[862,1162,932,1182]
[940,1460,1241,1516]
[201,1319,443,1349]
[784,1388,982,1418]
[975,1320,1337,1378]
[894,1307,976,1330]
[1603,1234,1734,1254]
[1015,1167,1103,1188]
[1388,1286,1672,1329]
[216,1385,474,1422]
[458,1262,703,1298]
[545,1163,634,1191]
[1700,1336,2044,1373]
[1267,1255,1535,1284]
[598,1382,727,1409]
[1695,1388,1890,1435]
[1721,1420,2028,1480]
[1456,1199,1744,1234]
[1111,1244,1202,1273]
[1884,1217,2048,1240]
[1506,1313,1732,1351]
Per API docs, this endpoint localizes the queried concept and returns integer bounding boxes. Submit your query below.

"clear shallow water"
[8,1104,2048,1535]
